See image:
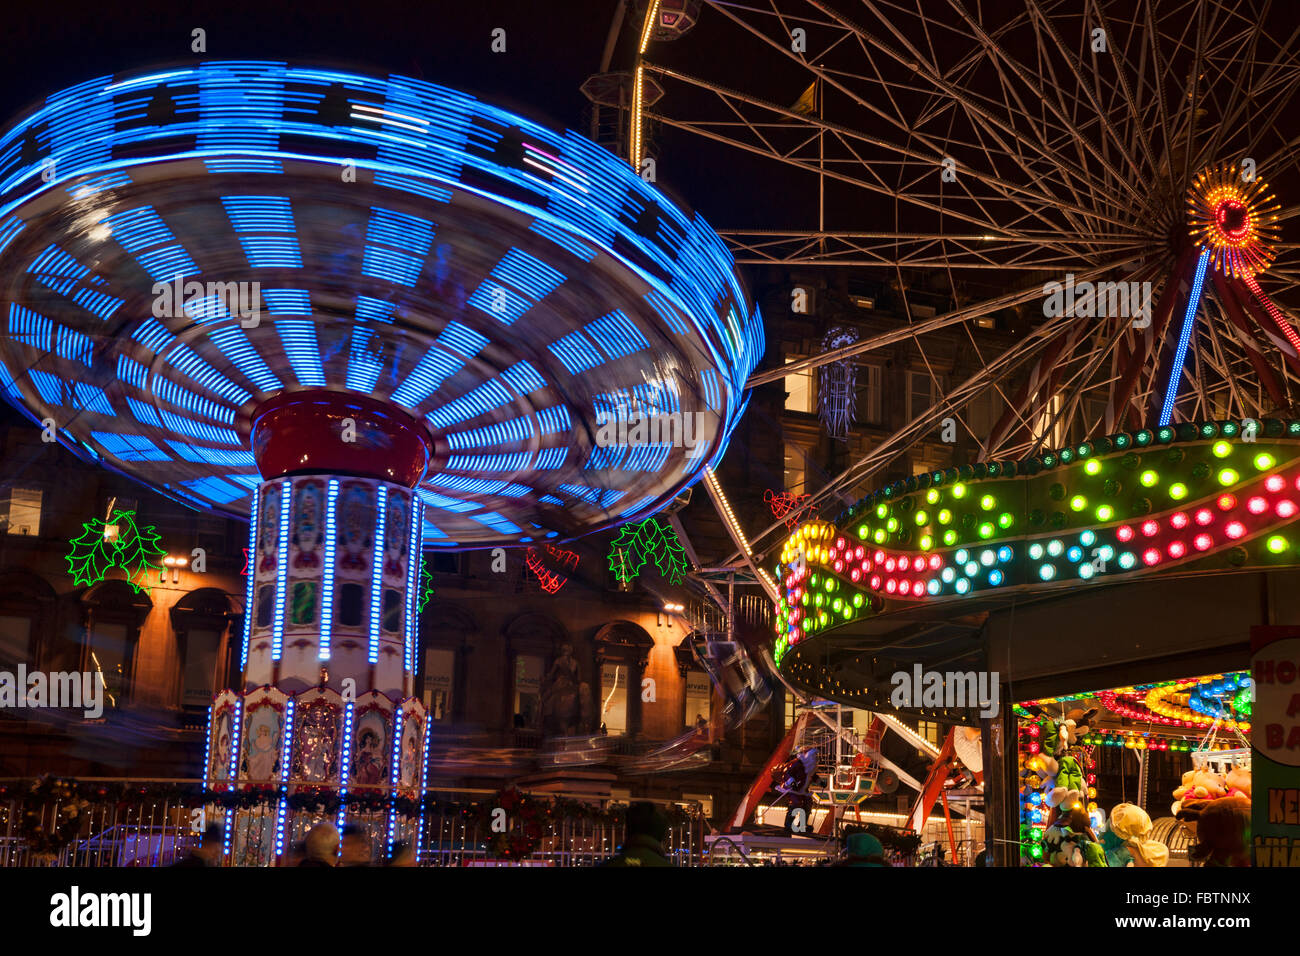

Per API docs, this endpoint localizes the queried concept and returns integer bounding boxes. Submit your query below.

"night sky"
[2,0,818,234]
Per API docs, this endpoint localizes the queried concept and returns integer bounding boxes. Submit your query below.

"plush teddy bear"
[1190,769,1227,800]
[1224,765,1251,799]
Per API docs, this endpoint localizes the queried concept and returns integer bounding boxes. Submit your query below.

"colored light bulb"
[1169,482,1188,500]
[1069,495,1087,511]
[1254,453,1276,471]
[1084,459,1101,475]
[1140,470,1159,487]
[1212,441,1232,458]
[1218,469,1239,486]
[1267,535,1287,554]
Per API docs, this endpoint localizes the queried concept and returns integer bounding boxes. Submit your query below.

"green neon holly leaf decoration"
[112,510,166,594]
[607,517,688,584]
[607,522,652,582]
[64,509,165,594]
[418,556,435,612]
[653,526,689,584]
[65,517,121,589]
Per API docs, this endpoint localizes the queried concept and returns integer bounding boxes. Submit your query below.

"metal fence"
[0,779,707,868]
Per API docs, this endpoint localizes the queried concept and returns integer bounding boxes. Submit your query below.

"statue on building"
[540,642,591,736]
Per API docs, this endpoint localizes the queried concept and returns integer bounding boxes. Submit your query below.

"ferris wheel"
[622,0,1300,562]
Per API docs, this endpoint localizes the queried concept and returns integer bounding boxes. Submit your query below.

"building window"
[2,488,42,536]
[917,720,942,750]
[685,671,711,729]
[1033,393,1066,449]
[861,365,882,424]
[181,627,223,708]
[513,654,544,729]
[784,694,797,730]
[682,792,714,817]
[783,442,808,494]
[422,647,455,722]
[599,662,629,735]
[906,371,944,422]
[0,614,31,672]
[784,358,815,413]
[86,621,129,709]
[431,553,460,574]
[966,388,1004,442]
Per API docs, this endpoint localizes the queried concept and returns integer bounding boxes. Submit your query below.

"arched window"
[0,569,57,673]
[677,633,713,732]
[170,587,235,718]
[503,613,568,739]
[80,580,151,709]
[419,602,477,724]
[593,620,654,739]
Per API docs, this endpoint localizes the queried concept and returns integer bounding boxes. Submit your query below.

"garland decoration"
[65,509,165,594]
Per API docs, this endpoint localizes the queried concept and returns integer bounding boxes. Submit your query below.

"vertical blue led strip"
[240,488,259,668]
[202,703,214,787]
[336,701,355,834]
[271,481,292,660]
[387,708,404,857]
[274,698,296,858]
[370,485,389,665]
[224,696,243,860]
[403,497,422,677]
[1159,249,1211,427]
[319,479,340,660]
[416,716,430,865]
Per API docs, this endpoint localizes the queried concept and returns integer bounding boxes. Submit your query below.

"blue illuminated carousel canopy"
[0,62,764,546]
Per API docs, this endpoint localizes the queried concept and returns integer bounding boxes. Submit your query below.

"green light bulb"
[1267,535,1288,554]
[998,513,1013,529]
[873,529,886,544]
[920,535,933,550]
[951,483,967,499]
[1084,459,1101,476]
[1169,483,1188,499]
[938,509,952,524]
[926,489,940,504]
[887,518,899,532]
[915,510,928,525]
[980,494,995,511]
[858,525,869,538]
[1212,441,1232,459]
[1217,468,1239,486]
[943,530,958,546]
[1069,495,1087,511]
[978,522,994,539]
[1140,470,1158,487]
[1096,504,1114,521]
[876,504,888,519]
[1254,453,1276,471]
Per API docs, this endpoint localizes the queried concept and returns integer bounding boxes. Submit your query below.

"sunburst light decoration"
[1187,163,1280,278]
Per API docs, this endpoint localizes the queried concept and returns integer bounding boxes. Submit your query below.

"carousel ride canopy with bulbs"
[0,63,764,831]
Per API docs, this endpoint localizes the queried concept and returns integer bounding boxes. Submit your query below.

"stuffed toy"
[1171,770,1198,815]
[1186,794,1250,866]
[1082,841,1108,867]
[1060,708,1099,747]
[1224,765,1251,799]
[1039,720,1063,757]
[1108,803,1168,867]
